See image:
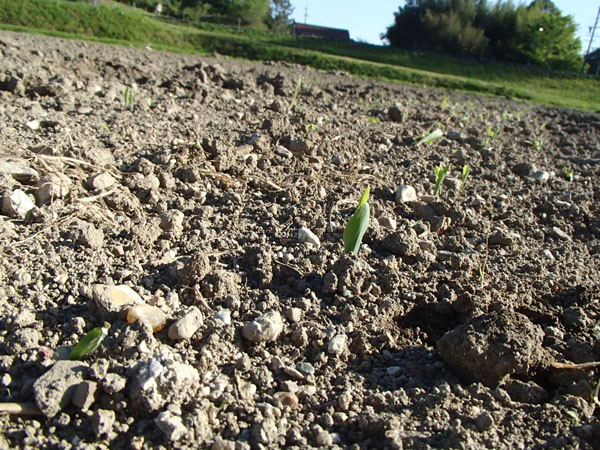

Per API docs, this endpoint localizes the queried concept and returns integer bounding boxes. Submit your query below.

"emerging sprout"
[434,163,451,196]
[124,86,134,110]
[417,128,443,146]
[461,165,470,183]
[564,167,573,182]
[289,74,302,111]
[343,185,370,255]
[67,322,110,360]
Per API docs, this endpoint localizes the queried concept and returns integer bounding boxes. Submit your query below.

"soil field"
[1,29,600,449]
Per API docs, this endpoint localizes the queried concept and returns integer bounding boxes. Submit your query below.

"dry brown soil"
[1,30,600,449]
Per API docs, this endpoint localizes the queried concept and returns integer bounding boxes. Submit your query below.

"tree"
[269,0,293,32]
[384,0,583,70]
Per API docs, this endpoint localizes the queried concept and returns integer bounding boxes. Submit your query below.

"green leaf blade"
[343,202,370,255]
[67,324,109,361]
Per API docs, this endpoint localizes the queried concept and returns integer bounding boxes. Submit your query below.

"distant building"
[292,23,350,42]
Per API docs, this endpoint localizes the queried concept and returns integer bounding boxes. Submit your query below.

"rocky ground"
[0,29,600,449]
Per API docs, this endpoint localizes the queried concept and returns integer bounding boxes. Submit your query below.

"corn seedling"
[307,123,318,131]
[99,123,110,132]
[417,128,443,146]
[441,93,450,109]
[343,185,370,255]
[564,167,574,182]
[534,139,543,151]
[124,86,134,110]
[434,163,451,196]
[484,124,499,146]
[146,97,153,107]
[461,165,470,183]
[289,74,302,111]
[366,116,381,124]
[67,322,110,360]
[323,93,329,105]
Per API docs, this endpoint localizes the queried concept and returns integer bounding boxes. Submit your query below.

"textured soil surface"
[1,29,600,449]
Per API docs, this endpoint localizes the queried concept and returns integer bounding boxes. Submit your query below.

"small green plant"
[343,185,370,255]
[564,167,574,182]
[484,124,499,146]
[307,123,318,131]
[441,93,450,109]
[146,97,153,107]
[124,86,134,110]
[434,163,451,196]
[366,116,381,124]
[461,165,470,183]
[289,74,302,110]
[323,92,329,105]
[417,128,443,146]
[67,322,110,360]
[534,139,543,151]
[99,123,110,132]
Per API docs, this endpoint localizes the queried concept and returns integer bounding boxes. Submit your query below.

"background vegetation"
[0,0,598,111]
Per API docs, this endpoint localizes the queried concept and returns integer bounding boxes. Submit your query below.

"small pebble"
[168,306,203,340]
[214,309,231,325]
[327,334,347,355]
[242,311,284,343]
[395,185,417,204]
[298,227,320,248]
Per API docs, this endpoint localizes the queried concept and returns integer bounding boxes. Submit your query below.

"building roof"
[292,23,350,41]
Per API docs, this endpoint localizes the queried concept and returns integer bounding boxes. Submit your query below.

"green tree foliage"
[269,0,294,32]
[385,0,582,70]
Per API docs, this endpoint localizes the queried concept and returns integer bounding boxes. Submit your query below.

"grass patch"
[1,0,599,111]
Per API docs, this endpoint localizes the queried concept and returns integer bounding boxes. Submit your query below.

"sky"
[289,1,600,54]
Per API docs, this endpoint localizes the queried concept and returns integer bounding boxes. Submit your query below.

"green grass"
[1,0,599,111]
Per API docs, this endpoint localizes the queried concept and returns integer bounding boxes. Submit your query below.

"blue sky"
[290,1,599,53]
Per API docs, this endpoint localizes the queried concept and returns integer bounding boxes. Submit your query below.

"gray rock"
[512,162,535,177]
[328,333,347,355]
[36,173,71,205]
[437,310,545,388]
[89,284,144,319]
[155,410,187,441]
[274,145,293,159]
[33,360,88,417]
[388,104,404,122]
[242,311,284,343]
[213,309,231,325]
[72,381,97,411]
[168,306,203,340]
[447,130,465,141]
[2,189,35,218]
[443,176,462,191]
[102,373,127,394]
[298,226,320,248]
[159,209,184,234]
[395,185,417,204]
[86,172,116,191]
[551,226,571,241]
[92,408,115,438]
[531,171,551,182]
[0,160,39,182]
[252,417,279,445]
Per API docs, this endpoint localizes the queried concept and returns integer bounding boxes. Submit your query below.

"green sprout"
[484,124,499,146]
[534,139,543,151]
[441,93,450,109]
[323,93,329,105]
[146,97,153,107]
[417,128,443,146]
[289,74,302,111]
[564,167,573,182]
[67,322,110,360]
[343,185,370,255]
[366,116,381,124]
[461,165,470,183]
[307,123,318,131]
[478,258,487,287]
[434,163,451,196]
[124,86,134,110]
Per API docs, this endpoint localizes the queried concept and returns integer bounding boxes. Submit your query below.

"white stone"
[298,226,320,248]
[2,189,35,218]
[327,333,347,355]
[395,185,417,204]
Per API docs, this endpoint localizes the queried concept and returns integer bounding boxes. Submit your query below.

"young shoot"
[343,185,370,255]
[461,165,470,183]
[307,123,318,131]
[289,74,302,111]
[366,116,381,124]
[124,86,134,110]
[564,167,574,182]
[417,128,443,146]
[434,163,451,196]
[484,124,499,146]
[67,322,110,360]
